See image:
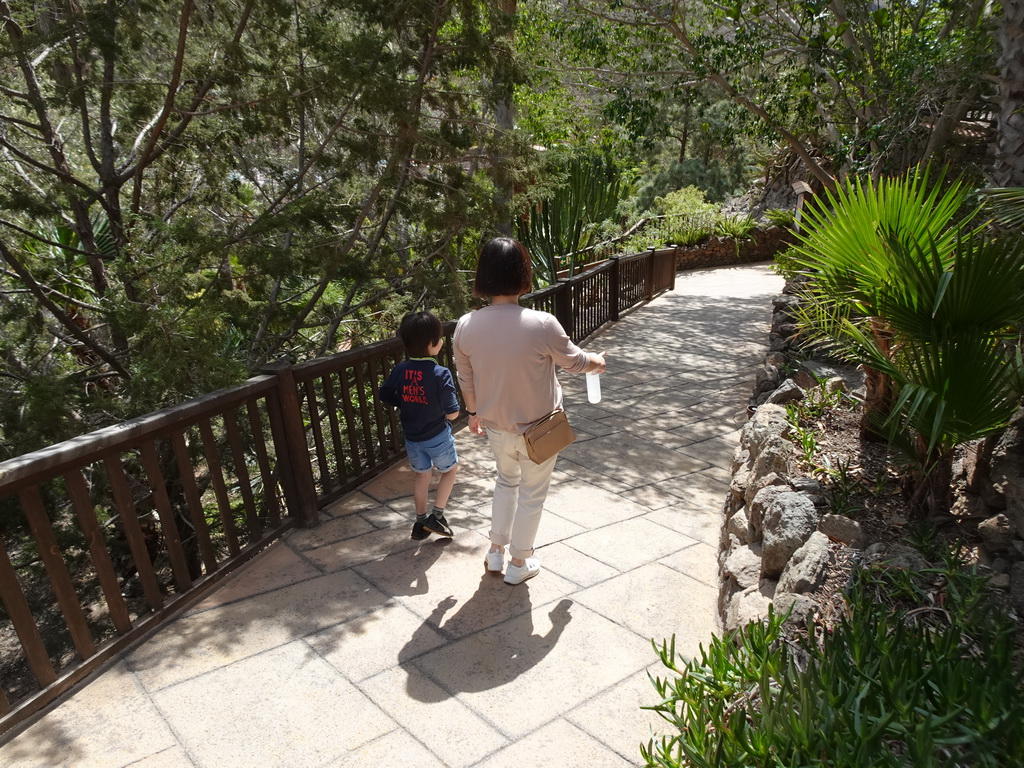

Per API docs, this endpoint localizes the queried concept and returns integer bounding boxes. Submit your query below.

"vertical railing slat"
[18,486,96,660]
[352,362,376,468]
[245,400,282,527]
[223,410,261,541]
[197,419,241,556]
[0,533,57,687]
[137,442,193,592]
[265,365,318,528]
[320,376,348,489]
[103,457,164,612]
[302,379,331,493]
[337,369,363,477]
[369,355,392,459]
[169,430,219,575]
[64,469,133,635]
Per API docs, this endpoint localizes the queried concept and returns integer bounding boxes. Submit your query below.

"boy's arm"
[439,366,460,419]
[378,368,400,406]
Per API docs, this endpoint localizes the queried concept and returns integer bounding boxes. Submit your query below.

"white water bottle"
[586,371,602,403]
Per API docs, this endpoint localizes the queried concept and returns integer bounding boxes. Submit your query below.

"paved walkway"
[0,264,783,768]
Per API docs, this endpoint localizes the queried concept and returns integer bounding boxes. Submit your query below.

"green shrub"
[643,566,1024,767]
[764,208,796,227]
[714,214,756,239]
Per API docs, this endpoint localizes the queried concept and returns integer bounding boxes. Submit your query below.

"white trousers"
[485,428,558,559]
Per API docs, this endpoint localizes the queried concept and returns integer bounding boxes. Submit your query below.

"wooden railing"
[0,246,676,737]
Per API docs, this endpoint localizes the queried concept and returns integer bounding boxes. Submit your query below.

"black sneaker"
[411,517,432,540]
[421,510,453,537]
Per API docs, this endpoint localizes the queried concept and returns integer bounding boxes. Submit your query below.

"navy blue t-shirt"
[378,359,460,442]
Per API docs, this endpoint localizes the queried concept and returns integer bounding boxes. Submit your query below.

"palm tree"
[788,170,1024,517]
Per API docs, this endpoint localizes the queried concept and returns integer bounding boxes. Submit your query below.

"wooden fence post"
[263,362,319,528]
[609,256,621,322]
[645,248,656,301]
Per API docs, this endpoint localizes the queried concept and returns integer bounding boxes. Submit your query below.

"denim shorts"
[406,427,458,473]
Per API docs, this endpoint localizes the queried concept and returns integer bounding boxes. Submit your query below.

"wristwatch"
[466,410,476,416]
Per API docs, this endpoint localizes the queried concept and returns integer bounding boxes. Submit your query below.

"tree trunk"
[992,0,1024,186]
[491,0,517,236]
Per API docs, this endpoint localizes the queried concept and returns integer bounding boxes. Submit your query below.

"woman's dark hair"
[398,311,443,357]
[473,237,533,297]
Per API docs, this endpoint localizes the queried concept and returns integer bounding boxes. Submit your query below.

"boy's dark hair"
[473,237,533,298]
[398,311,443,357]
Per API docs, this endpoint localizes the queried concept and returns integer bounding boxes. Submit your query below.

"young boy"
[378,311,460,540]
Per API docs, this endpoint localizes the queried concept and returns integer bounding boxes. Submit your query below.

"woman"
[453,237,606,585]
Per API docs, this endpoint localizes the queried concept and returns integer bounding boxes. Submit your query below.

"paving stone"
[413,602,652,740]
[574,563,719,661]
[474,718,634,768]
[153,644,392,768]
[359,667,508,768]
[565,664,669,764]
[0,663,177,768]
[128,569,390,691]
[565,517,699,573]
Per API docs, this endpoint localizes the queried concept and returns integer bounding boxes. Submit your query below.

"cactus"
[518,154,623,287]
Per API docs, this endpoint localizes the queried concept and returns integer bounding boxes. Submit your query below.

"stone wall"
[671,226,795,272]
[718,281,1024,633]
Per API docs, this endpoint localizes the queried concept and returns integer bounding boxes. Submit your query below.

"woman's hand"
[588,351,607,374]
[469,414,486,436]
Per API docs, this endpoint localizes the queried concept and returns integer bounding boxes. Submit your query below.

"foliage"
[575,0,997,183]
[0,0,502,453]
[516,151,626,286]
[764,208,796,228]
[714,215,756,240]
[786,169,1024,515]
[643,565,1024,767]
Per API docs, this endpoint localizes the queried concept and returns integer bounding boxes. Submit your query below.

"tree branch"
[0,239,129,379]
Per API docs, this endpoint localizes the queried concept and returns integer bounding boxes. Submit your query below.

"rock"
[747,481,790,534]
[977,514,1015,553]
[1011,562,1024,615]
[732,447,750,475]
[795,360,839,387]
[777,532,831,593]
[818,514,864,547]
[979,408,1024,523]
[990,573,1011,591]
[761,491,818,578]
[728,466,751,513]
[773,592,817,626]
[750,439,794,486]
[950,492,993,520]
[724,543,763,590]
[745,404,791,454]
[725,584,773,635]
[992,557,1010,574]
[864,543,928,572]
[754,364,781,395]
[727,508,752,544]
[790,476,822,493]
[764,352,787,369]
[766,379,804,405]
[824,376,848,395]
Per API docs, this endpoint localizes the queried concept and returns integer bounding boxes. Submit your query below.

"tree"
[0,0,498,454]
[993,0,1024,186]
[572,0,997,185]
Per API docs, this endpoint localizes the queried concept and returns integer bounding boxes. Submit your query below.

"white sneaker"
[485,550,504,573]
[504,558,540,585]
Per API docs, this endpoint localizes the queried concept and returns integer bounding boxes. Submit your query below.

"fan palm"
[788,170,1024,516]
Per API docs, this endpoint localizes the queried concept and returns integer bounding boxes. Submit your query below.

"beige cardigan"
[453,303,589,434]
